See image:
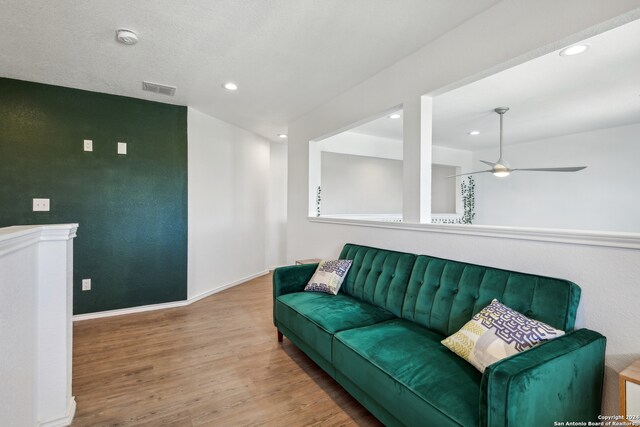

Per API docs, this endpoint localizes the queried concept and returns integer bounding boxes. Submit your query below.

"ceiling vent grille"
[142,81,176,96]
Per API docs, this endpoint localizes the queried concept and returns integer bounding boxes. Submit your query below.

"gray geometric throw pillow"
[441,299,565,372]
[304,259,353,295]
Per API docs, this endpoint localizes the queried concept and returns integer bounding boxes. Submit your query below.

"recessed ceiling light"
[559,44,589,56]
[278,134,287,139]
[222,82,238,91]
[116,29,139,45]
[468,130,480,136]
[389,113,401,119]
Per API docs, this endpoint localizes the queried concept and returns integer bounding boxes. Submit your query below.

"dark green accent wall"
[0,78,188,314]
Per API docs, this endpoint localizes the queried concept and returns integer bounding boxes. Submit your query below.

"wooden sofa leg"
[277,330,283,343]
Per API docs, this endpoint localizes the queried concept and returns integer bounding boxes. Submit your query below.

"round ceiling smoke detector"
[116,29,139,45]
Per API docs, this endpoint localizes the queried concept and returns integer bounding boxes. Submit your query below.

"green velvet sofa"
[273,243,606,427]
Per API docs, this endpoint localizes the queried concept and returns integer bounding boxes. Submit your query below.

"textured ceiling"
[432,18,640,151]
[350,109,403,140]
[0,0,500,142]
[324,18,640,151]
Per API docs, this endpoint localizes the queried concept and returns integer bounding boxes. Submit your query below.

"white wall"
[286,1,640,415]
[431,164,457,214]
[320,152,403,215]
[472,122,640,232]
[318,131,403,160]
[309,131,403,216]
[315,128,474,219]
[188,107,271,299]
[267,142,288,269]
[432,145,474,215]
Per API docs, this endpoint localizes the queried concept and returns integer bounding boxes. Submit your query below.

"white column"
[420,96,434,223]
[402,95,433,223]
[308,139,321,217]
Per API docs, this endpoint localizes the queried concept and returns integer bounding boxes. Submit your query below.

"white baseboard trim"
[73,270,270,322]
[73,299,189,321]
[188,269,269,304]
[268,264,289,271]
[38,396,76,427]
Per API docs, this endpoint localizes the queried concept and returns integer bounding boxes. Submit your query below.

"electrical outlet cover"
[82,279,91,291]
[84,139,93,151]
[117,142,127,155]
[33,198,50,212]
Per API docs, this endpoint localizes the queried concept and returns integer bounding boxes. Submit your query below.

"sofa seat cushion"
[275,292,395,363]
[334,318,482,427]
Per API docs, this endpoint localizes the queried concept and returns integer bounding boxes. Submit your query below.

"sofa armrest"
[480,328,606,427]
[273,263,318,298]
[273,264,318,327]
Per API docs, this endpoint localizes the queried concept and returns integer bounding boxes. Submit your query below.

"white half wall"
[0,224,77,427]
[188,107,271,299]
[287,2,640,416]
[472,122,640,232]
[1,228,38,426]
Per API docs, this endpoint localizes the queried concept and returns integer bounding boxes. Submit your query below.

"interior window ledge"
[307,216,640,250]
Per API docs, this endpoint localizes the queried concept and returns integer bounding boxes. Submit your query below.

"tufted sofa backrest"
[402,255,581,336]
[339,244,416,318]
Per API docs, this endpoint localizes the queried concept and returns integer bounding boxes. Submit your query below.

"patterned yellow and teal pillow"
[304,259,353,295]
[441,299,565,372]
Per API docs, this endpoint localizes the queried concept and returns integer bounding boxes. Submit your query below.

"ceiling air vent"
[142,81,176,96]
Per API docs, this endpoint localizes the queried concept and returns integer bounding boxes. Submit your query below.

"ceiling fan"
[448,107,586,178]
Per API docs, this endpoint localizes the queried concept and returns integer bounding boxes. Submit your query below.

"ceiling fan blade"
[479,160,496,167]
[512,166,587,172]
[446,170,492,178]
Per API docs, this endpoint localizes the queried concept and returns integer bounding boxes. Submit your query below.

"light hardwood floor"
[72,273,382,426]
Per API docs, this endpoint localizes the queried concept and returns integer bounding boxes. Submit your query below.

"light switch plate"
[117,142,127,155]
[82,279,91,291]
[33,198,50,212]
[84,139,93,151]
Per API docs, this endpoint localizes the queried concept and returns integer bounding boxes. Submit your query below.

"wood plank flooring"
[72,273,382,426]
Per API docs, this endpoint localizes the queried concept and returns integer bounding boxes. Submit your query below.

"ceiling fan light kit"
[492,162,511,178]
[447,107,587,178]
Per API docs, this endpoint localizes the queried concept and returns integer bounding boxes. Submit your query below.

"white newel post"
[0,224,78,427]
